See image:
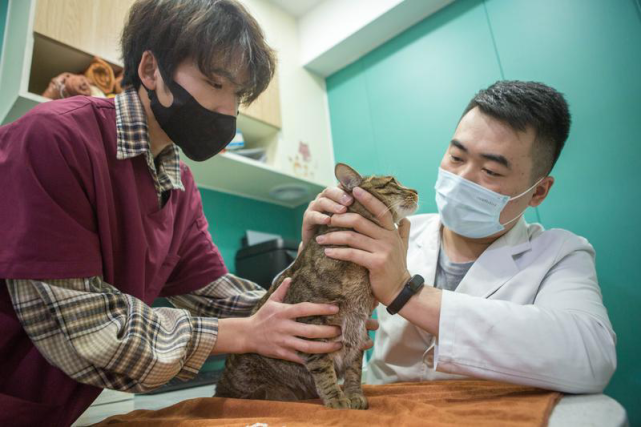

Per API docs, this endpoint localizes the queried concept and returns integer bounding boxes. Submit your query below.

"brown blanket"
[94,380,561,427]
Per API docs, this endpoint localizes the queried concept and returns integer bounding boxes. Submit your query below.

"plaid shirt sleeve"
[6,276,219,393]
[166,273,266,319]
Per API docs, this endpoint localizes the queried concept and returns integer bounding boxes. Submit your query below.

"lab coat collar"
[416,215,532,298]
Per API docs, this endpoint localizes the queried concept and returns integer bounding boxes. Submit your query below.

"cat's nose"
[408,191,419,204]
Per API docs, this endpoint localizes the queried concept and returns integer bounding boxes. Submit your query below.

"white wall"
[300,0,403,66]
[240,0,336,186]
[299,0,453,77]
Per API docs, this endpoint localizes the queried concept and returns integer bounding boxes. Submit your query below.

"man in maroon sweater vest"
[0,1,354,425]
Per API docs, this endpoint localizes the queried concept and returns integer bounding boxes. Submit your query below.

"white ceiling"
[266,0,325,17]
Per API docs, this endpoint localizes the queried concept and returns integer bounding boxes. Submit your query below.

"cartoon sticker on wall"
[289,141,318,180]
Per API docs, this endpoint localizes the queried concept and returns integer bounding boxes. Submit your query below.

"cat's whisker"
[377,200,404,221]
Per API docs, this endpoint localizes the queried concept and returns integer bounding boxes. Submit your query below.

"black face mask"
[145,72,237,162]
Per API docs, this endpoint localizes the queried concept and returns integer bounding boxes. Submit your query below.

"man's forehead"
[209,53,251,87]
[456,109,536,151]
[453,109,537,170]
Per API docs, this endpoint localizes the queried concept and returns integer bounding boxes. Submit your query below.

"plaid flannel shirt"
[6,89,266,393]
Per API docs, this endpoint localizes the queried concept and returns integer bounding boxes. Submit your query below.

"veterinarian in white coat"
[366,213,615,393]
[301,81,617,394]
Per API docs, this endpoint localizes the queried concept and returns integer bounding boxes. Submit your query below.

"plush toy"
[42,72,92,99]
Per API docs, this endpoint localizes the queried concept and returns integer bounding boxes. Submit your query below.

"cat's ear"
[335,163,363,192]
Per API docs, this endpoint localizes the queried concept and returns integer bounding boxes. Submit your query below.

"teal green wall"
[327,0,641,423]
[0,0,8,59]
[200,189,302,273]
[482,1,641,422]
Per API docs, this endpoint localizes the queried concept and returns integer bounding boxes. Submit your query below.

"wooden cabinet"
[33,0,134,66]
[240,73,281,129]
[31,0,282,130]
[0,0,332,207]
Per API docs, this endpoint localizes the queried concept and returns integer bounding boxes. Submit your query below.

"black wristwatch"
[386,274,425,315]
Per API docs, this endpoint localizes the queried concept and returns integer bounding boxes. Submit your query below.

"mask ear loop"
[500,176,546,226]
[508,176,546,202]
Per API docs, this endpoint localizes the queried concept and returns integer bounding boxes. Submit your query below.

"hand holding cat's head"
[334,163,419,224]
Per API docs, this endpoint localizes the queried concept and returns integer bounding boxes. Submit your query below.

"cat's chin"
[395,204,419,222]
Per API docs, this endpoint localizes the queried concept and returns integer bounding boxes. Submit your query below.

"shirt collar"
[114,87,184,192]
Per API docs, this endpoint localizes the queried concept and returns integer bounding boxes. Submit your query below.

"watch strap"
[386,274,425,315]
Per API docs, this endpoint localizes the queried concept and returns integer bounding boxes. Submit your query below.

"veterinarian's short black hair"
[462,80,571,180]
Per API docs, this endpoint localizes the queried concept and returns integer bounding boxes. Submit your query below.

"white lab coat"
[365,214,617,393]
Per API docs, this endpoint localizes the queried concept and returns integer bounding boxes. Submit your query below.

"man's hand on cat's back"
[246,278,344,363]
[316,186,412,306]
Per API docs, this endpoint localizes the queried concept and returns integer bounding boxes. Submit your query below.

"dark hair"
[462,80,571,180]
[121,0,276,105]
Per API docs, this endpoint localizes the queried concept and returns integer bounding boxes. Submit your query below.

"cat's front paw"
[325,396,352,409]
[346,392,368,410]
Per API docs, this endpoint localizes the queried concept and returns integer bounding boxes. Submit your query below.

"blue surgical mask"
[435,168,543,239]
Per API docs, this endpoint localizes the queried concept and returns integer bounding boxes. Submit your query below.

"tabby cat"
[214,163,419,409]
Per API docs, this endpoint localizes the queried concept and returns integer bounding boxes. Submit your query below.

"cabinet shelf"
[183,152,324,207]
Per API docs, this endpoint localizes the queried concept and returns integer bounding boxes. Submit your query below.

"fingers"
[353,187,395,230]
[286,301,340,318]
[291,322,341,340]
[327,212,381,238]
[308,196,348,216]
[361,319,378,350]
[361,338,374,351]
[301,210,330,248]
[269,278,291,303]
[304,210,331,228]
[301,186,353,247]
[324,247,377,270]
[316,230,377,253]
[365,318,379,332]
[305,187,353,224]
[320,186,354,206]
[398,218,411,248]
[287,337,342,354]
